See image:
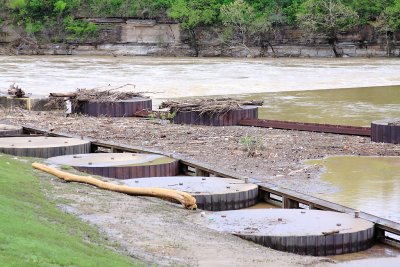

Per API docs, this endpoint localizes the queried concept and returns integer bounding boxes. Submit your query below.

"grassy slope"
[0,155,140,267]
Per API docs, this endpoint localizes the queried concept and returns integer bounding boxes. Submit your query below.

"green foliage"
[344,0,392,25]
[25,19,43,34]
[0,0,399,49]
[380,0,400,31]
[297,0,358,39]
[0,155,140,266]
[54,0,67,13]
[240,133,265,157]
[168,0,221,30]
[220,0,256,44]
[64,16,98,39]
[7,0,26,9]
[88,0,172,18]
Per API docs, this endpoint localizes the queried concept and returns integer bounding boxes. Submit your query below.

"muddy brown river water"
[307,156,400,223]
[1,55,399,126]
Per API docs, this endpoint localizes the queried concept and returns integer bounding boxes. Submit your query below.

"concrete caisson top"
[122,176,258,195]
[47,153,176,167]
[0,137,90,148]
[372,118,400,126]
[199,209,373,236]
[0,124,22,131]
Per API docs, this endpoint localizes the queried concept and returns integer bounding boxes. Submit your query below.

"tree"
[251,6,287,56]
[220,0,255,46]
[297,0,359,57]
[374,0,400,56]
[168,0,221,56]
[344,0,391,25]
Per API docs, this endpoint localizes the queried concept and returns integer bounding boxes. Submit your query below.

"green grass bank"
[0,154,140,267]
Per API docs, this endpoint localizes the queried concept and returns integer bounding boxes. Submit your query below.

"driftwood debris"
[7,83,25,98]
[47,84,148,110]
[388,120,400,126]
[160,98,263,115]
[49,84,146,102]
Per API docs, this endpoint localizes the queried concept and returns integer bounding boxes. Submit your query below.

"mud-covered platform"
[47,153,179,179]
[0,136,90,157]
[196,209,375,256]
[123,176,258,211]
[0,124,23,136]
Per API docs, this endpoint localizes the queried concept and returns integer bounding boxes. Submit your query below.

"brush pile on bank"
[388,120,400,126]
[50,84,147,102]
[7,83,25,98]
[71,88,147,103]
[160,98,263,115]
[47,84,148,109]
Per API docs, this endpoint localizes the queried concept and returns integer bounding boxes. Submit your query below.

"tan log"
[49,92,78,98]
[32,162,197,210]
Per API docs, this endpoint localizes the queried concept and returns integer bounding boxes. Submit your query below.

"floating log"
[49,92,78,98]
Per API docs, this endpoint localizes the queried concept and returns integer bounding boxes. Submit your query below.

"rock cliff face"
[0,19,399,57]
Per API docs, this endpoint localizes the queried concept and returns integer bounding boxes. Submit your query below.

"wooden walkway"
[21,126,400,242]
[240,119,371,136]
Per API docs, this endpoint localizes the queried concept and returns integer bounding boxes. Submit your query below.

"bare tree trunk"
[189,29,199,57]
[329,38,341,57]
[266,41,276,57]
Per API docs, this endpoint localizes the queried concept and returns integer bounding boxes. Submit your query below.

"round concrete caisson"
[172,106,258,126]
[71,97,152,117]
[196,209,374,256]
[371,118,400,144]
[123,176,258,211]
[47,153,179,179]
[0,124,23,137]
[0,136,91,158]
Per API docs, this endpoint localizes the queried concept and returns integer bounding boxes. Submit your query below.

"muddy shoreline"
[2,109,400,266]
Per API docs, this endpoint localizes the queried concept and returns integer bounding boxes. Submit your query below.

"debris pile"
[388,120,400,126]
[47,84,147,110]
[49,84,146,103]
[160,98,263,115]
[7,83,25,98]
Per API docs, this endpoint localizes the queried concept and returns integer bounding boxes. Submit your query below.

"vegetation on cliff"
[0,0,399,56]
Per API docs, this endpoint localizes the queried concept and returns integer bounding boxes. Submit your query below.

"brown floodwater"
[1,55,399,125]
[240,85,400,126]
[307,156,400,223]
